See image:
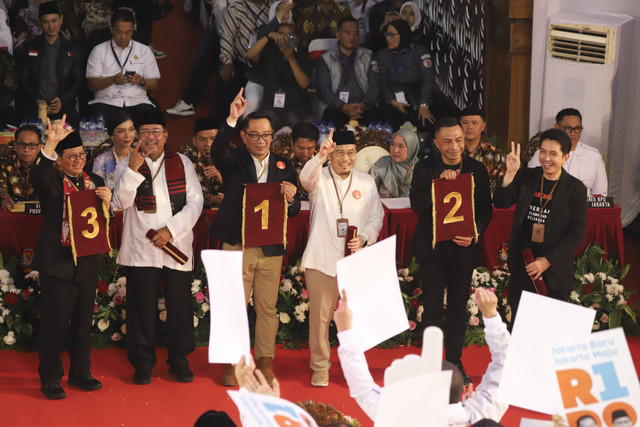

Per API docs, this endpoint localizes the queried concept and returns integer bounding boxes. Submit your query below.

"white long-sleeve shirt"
[300,155,384,277]
[112,151,204,271]
[337,315,510,425]
[528,141,608,196]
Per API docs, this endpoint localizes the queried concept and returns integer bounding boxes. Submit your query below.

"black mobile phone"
[124,70,135,76]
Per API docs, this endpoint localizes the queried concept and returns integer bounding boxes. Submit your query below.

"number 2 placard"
[243,182,288,248]
[431,173,478,247]
[67,190,112,263]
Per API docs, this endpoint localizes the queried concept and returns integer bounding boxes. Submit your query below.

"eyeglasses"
[384,32,399,38]
[245,133,274,142]
[562,126,583,134]
[15,142,41,150]
[333,150,356,158]
[139,129,166,138]
[65,151,87,162]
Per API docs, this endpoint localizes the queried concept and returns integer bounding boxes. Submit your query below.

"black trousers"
[321,106,381,131]
[215,60,248,121]
[88,103,158,127]
[38,273,96,385]
[182,25,221,107]
[125,266,195,371]
[419,245,474,366]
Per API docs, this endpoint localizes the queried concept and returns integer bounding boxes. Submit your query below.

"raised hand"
[229,88,246,123]
[46,114,73,147]
[333,289,353,333]
[318,128,336,159]
[475,287,498,319]
[128,140,147,172]
[505,141,521,174]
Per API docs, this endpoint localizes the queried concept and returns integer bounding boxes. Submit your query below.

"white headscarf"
[400,1,422,32]
[269,1,294,24]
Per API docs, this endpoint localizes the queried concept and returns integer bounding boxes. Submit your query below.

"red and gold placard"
[67,190,112,264]
[242,182,288,248]
[431,172,478,248]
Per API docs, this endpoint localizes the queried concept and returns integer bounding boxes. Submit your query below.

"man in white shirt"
[528,108,608,196]
[334,287,510,425]
[112,110,204,385]
[86,9,160,124]
[299,129,384,387]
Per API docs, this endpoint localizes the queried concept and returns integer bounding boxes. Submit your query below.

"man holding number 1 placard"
[410,117,493,385]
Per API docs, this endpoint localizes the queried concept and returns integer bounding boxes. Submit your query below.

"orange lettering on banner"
[274,414,302,427]
[556,369,599,409]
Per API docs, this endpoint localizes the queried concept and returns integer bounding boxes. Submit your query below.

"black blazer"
[210,123,301,256]
[17,35,83,107]
[410,153,493,266]
[493,166,587,293]
[31,153,105,283]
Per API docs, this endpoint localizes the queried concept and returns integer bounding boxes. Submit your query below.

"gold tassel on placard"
[431,180,437,249]
[67,197,78,266]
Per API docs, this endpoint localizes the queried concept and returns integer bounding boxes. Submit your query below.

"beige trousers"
[222,243,282,359]
[306,268,340,372]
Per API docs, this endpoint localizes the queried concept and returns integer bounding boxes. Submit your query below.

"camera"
[284,34,298,49]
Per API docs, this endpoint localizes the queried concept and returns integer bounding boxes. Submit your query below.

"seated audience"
[296,0,351,52]
[0,125,41,210]
[17,2,83,127]
[376,19,435,132]
[459,106,506,195]
[369,128,418,197]
[92,109,135,191]
[367,0,403,52]
[400,1,426,46]
[0,7,11,54]
[334,287,510,425]
[316,17,379,130]
[528,108,608,196]
[179,117,225,208]
[0,45,17,127]
[86,9,160,124]
[12,0,71,51]
[246,23,313,130]
[291,121,319,201]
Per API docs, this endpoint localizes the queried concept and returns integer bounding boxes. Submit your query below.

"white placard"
[381,197,411,210]
[544,328,640,427]
[519,419,555,427]
[498,291,596,415]
[394,91,408,104]
[228,390,318,427]
[336,235,409,352]
[202,250,251,364]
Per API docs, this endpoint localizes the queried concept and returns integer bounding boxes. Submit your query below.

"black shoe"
[68,373,102,391]
[169,361,194,383]
[133,369,152,385]
[456,363,472,386]
[41,383,66,400]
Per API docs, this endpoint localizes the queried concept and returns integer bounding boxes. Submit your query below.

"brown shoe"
[221,364,238,387]
[258,357,275,386]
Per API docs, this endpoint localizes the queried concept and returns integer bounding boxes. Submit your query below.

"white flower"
[25,270,39,281]
[294,311,306,322]
[592,321,600,331]
[502,298,508,307]
[1,308,9,317]
[191,279,202,294]
[398,276,405,282]
[281,279,293,293]
[605,294,614,302]
[3,331,16,345]
[193,316,199,327]
[469,305,479,316]
[121,309,126,320]
[290,287,298,296]
[116,276,127,287]
[290,266,299,274]
[201,302,210,313]
[570,291,580,302]
[0,283,8,292]
[617,297,626,306]
[159,310,167,322]
[279,312,291,324]
[0,316,4,324]
[121,324,127,334]
[158,297,166,311]
[398,268,409,277]
[582,273,595,283]
[108,283,117,295]
[416,305,424,323]
[97,319,110,332]
[405,276,413,282]
[596,272,607,281]
[0,269,10,283]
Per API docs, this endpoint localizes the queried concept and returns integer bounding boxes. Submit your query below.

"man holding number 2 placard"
[410,117,492,385]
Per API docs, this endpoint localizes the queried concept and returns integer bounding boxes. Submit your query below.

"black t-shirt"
[519,177,557,254]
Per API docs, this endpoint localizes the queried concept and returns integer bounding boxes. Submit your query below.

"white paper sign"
[202,250,251,364]
[519,419,555,427]
[228,390,318,427]
[381,197,411,210]
[498,291,596,415]
[336,235,409,352]
[394,91,408,104]
[544,328,640,427]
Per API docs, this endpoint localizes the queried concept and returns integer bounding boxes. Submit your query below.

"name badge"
[248,33,258,48]
[273,92,286,108]
[336,218,349,238]
[113,88,124,98]
[339,91,349,103]
[531,222,545,243]
[25,202,41,215]
[394,91,408,104]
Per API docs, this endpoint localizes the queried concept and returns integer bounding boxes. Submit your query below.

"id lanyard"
[538,174,559,215]
[394,50,409,76]
[111,41,133,74]
[328,166,353,218]
[315,5,335,32]
[244,0,267,27]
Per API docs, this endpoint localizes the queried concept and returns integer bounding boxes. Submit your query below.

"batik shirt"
[180,145,225,201]
[0,155,37,202]
[464,139,506,195]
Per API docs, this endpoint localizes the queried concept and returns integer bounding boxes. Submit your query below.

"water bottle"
[384,121,393,135]
[88,118,97,143]
[28,118,36,126]
[79,118,87,142]
[327,121,335,134]
[96,114,105,141]
[20,119,27,128]
[35,119,45,134]
[318,121,328,145]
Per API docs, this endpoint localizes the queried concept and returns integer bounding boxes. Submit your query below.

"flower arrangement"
[273,262,314,349]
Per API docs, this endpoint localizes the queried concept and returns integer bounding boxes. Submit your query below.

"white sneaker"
[311,370,329,387]
[150,45,166,59]
[166,99,195,116]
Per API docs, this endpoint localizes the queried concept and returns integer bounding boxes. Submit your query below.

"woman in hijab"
[369,128,420,197]
[375,19,436,132]
[400,1,427,46]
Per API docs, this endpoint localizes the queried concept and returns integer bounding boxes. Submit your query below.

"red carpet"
[2,338,639,426]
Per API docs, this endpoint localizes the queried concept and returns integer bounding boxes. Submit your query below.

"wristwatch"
[420,103,429,108]
[139,78,146,87]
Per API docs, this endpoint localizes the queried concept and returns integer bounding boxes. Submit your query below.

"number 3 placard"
[67,190,112,263]
[243,182,288,248]
[431,173,478,247]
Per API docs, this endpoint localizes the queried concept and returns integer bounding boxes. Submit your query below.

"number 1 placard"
[431,172,478,247]
[243,182,288,248]
[67,190,112,263]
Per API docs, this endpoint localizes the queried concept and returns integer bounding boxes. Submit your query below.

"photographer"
[246,22,313,130]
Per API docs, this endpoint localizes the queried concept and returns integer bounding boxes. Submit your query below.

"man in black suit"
[494,129,587,324]
[31,117,112,399]
[211,89,300,387]
[17,2,83,127]
[410,117,493,385]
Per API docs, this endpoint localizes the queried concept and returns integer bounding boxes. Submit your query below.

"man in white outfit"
[300,129,384,387]
[528,108,608,196]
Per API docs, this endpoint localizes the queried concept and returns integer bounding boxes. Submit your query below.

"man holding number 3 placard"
[410,117,492,385]
[32,115,112,400]
[210,89,300,387]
